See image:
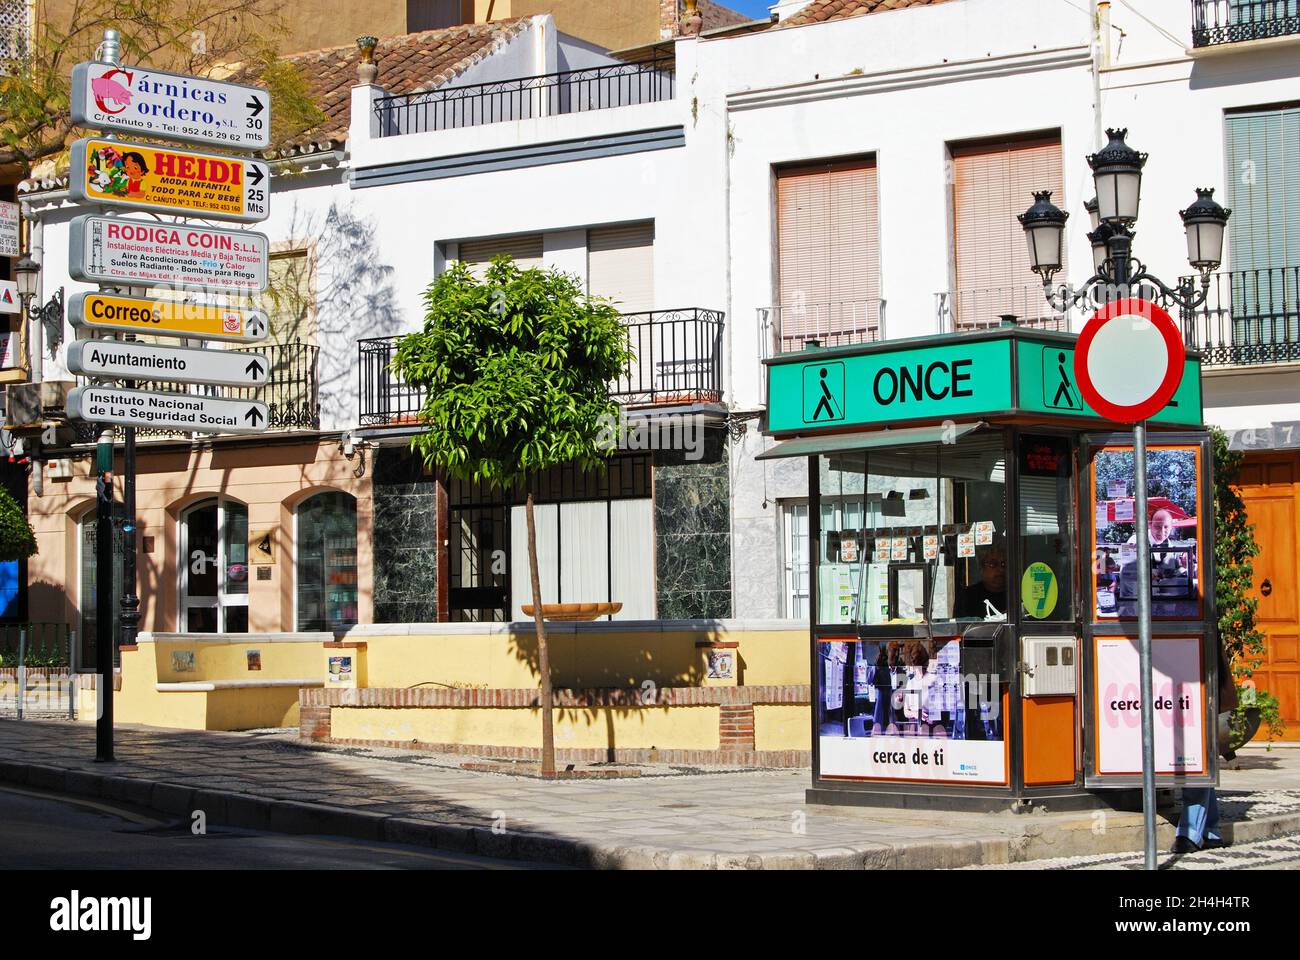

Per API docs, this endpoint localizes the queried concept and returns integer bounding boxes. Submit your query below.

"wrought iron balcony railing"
[1180,266,1300,365]
[71,340,320,442]
[374,56,675,137]
[936,283,1071,334]
[758,299,884,357]
[1192,0,1300,47]
[358,308,725,429]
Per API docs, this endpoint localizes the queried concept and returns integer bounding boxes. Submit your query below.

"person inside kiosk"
[816,430,1076,784]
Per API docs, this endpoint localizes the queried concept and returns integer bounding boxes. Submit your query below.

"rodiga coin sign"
[69,138,269,223]
[1074,298,1186,424]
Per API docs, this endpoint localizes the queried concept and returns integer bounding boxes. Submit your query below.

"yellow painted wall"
[151,638,322,684]
[754,705,811,752]
[332,704,720,750]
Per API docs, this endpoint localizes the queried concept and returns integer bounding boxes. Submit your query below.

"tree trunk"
[525,490,557,777]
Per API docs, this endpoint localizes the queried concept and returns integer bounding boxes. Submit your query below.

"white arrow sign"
[67,340,270,388]
[71,62,271,150]
[67,386,269,435]
[70,216,269,294]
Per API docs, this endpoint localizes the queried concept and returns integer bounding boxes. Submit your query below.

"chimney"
[356,35,378,84]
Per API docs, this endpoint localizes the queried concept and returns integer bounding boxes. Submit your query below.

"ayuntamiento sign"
[764,329,1203,434]
[71,61,271,150]
[69,138,269,223]
[70,216,269,293]
[67,386,269,435]
[70,291,268,343]
[67,340,270,388]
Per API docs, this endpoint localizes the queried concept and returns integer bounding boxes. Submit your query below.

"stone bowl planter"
[520,602,623,621]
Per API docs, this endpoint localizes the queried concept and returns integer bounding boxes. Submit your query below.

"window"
[407,0,466,31]
[1018,435,1076,622]
[296,493,358,632]
[458,234,544,276]
[782,502,810,620]
[180,499,248,633]
[775,158,881,349]
[588,223,655,313]
[266,248,317,346]
[950,135,1064,328]
[1224,105,1300,347]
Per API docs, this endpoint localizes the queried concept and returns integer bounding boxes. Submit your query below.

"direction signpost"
[63,33,273,763]
[1075,297,1187,873]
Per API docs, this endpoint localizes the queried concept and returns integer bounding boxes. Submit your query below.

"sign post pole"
[94,430,115,762]
[1133,419,1157,870]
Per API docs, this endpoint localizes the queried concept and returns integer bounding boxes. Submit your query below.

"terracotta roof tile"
[240,18,533,156]
[779,0,956,28]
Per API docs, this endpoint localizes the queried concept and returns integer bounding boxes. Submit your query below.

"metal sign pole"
[94,430,115,762]
[1133,419,1156,869]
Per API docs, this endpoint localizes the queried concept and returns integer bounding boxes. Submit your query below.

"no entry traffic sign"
[1074,298,1186,423]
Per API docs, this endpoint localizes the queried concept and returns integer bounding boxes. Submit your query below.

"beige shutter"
[776,159,880,347]
[951,136,1064,326]
[458,234,544,276]
[588,222,655,315]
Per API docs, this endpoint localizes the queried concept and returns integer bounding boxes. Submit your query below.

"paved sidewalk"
[1,720,1297,869]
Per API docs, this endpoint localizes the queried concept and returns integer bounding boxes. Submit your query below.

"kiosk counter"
[761,326,1218,810]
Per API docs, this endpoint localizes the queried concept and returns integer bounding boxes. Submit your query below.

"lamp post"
[1019,128,1230,872]
[14,254,39,374]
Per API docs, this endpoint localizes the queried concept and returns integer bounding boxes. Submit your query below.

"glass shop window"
[815,433,1009,626]
[1018,435,1075,622]
[297,492,359,632]
[180,498,249,633]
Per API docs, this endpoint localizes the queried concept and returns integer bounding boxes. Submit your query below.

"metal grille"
[1192,0,1300,46]
[0,624,76,720]
[1180,266,1300,365]
[0,0,29,64]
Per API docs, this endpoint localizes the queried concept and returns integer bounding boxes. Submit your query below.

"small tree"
[1211,427,1285,742]
[392,257,634,776]
[0,486,36,562]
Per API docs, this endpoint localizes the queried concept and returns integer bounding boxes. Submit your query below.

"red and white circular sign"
[1074,298,1186,423]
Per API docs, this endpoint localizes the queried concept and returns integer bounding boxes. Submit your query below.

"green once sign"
[1014,340,1203,426]
[767,339,1015,433]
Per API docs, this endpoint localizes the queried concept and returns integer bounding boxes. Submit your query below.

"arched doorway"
[180,498,249,633]
[295,492,358,632]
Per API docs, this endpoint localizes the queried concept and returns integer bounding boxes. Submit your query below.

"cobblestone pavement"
[974,831,1300,870]
[1,720,1297,869]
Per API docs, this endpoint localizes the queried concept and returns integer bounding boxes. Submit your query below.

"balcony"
[1191,1,1300,47]
[374,57,675,138]
[358,308,725,429]
[758,300,884,356]
[71,341,320,443]
[936,283,1070,334]
[1181,266,1300,366]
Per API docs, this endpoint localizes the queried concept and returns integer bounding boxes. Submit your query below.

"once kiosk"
[760,324,1218,811]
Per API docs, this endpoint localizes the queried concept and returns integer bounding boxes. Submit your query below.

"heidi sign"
[765,330,1204,434]
[69,138,269,223]
[71,61,271,150]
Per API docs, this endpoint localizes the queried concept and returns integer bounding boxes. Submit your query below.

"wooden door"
[1236,454,1300,741]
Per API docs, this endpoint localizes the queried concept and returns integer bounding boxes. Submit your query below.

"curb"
[1,759,1297,869]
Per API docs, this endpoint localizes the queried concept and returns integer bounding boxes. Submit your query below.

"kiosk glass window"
[1018,435,1075,622]
[296,492,359,632]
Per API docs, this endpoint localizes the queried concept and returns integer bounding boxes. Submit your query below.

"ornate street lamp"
[1018,128,1230,316]
[13,254,39,372]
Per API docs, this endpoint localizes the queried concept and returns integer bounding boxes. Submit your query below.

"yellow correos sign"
[69,291,267,343]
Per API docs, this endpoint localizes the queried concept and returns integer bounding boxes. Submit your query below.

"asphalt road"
[0,784,546,870]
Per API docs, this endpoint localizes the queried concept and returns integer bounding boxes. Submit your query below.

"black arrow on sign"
[247,317,266,337]
[247,165,265,186]
[244,407,264,426]
[246,96,264,117]
[245,358,265,380]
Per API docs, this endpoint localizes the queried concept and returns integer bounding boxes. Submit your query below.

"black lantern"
[1018,190,1069,279]
[1087,223,1113,274]
[1084,195,1100,232]
[1180,187,1231,271]
[1088,128,1147,225]
[14,254,39,302]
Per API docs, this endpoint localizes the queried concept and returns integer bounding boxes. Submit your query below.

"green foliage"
[1211,427,1285,743]
[392,257,635,487]
[0,485,36,563]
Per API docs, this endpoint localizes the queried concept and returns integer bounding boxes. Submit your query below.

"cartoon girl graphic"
[121,152,149,196]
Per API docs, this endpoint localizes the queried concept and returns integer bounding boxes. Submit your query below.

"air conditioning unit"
[5,381,74,430]
[1021,637,1077,697]
[48,459,74,482]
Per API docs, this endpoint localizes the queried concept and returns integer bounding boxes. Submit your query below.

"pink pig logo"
[91,69,134,114]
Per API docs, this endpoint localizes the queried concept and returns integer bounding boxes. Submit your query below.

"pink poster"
[1094,636,1205,775]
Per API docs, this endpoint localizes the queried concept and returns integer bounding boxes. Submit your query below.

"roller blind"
[951,137,1064,317]
[775,159,880,334]
[588,222,655,314]
[1225,106,1300,273]
[458,234,544,276]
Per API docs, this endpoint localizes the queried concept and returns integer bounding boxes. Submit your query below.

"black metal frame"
[374,56,675,137]
[358,308,725,428]
[1179,266,1300,365]
[1191,0,1300,47]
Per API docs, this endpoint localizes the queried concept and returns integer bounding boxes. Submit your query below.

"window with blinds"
[458,234,544,276]
[950,135,1064,328]
[775,158,881,348]
[1224,105,1300,345]
[588,222,655,315]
